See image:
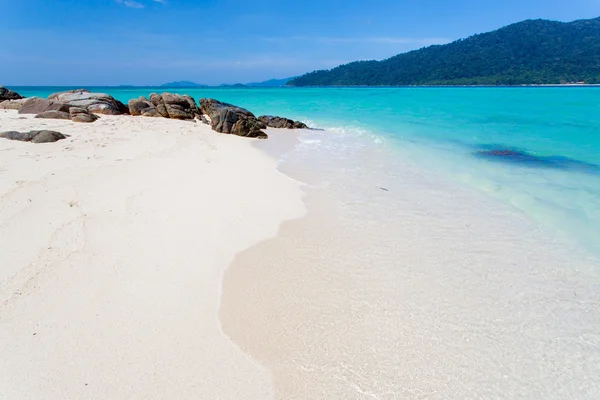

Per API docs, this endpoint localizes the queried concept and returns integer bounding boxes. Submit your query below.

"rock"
[35,110,71,120]
[128,96,155,116]
[141,107,164,118]
[200,98,267,139]
[258,115,308,129]
[0,131,35,141]
[128,93,200,119]
[293,121,308,129]
[149,93,168,117]
[0,130,66,143]
[70,107,98,123]
[149,92,200,120]
[48,89,128,115]
[0,87,23,101]
[200,115,210,125]
[30,130,67,143]
[0,98,29,110]
[19,97,71,115]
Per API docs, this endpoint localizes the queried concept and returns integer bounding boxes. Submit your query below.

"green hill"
[288,17,600,86]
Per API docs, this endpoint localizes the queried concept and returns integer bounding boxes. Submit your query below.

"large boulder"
[258,115,308,129]
[70,107,98,123]
[128,96,154,116]
[35,110,71,120]
[200,98,267,139]
[48,89,128,115]
[150,93,200,120]
[0,87,23,101]
[19,97,71,115]
[0,98,28,110]
[0,130,66,143]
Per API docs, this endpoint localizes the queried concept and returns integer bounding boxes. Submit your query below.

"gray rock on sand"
[30,130,67,143]
[35,110,71,120]
[141,107,164,118]
[0,87,23,101]
[150,93,201,120]
[128,96,155,116]
[48,89,129,115]
[200,98,268,139]
[258,115,308,129]
[129,93,201,120]
[0,131,35,141]
[19,97,71,115]
[70,107,99,123]
[0,98,29,110]
[0,130,66,143]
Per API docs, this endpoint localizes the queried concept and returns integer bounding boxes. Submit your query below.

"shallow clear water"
[12,86,600,257]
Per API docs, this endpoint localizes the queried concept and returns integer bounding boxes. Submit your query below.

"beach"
[3,0,600,397]
[1,86,600,400]
[0,109,304,399]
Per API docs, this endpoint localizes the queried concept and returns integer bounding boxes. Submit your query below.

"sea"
[13,86,600,261]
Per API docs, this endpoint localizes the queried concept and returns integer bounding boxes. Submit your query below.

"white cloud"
[115,0,145,8]
[115,0,167,8]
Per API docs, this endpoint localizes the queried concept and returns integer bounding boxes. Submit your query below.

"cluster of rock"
[128,93,200,119]
[0,130,66,143]
[1,89,127,123]
[129,96,308,139]
[17,97,99,123]
[48,89,129,115]
[0,87,311,142]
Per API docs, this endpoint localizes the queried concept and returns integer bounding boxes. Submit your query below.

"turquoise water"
[11,86,600,256]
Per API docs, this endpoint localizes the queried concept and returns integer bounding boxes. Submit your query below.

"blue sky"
[2,0,599,85]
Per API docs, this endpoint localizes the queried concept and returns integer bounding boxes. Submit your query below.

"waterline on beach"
[220,126,600,399]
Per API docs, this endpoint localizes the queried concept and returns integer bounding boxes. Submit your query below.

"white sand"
[0,110,305,399]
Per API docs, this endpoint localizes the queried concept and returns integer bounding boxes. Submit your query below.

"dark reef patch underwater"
[475,147,600,175]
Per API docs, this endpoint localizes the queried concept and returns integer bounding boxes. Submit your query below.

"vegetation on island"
[288,17,600,86]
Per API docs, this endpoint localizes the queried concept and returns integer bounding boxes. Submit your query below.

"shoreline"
[0,110,305,399]
[220,127,600,399]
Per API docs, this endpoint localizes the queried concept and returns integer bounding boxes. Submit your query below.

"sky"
[1,0,600,86]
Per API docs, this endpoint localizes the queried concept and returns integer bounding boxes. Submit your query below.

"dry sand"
[0,110,304,399]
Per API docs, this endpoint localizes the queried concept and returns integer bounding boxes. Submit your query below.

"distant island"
[288,17,600,86]
[157,77,296,88]
[160,81,208,88]
[247,77,296,87]
[219,83,248,88]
